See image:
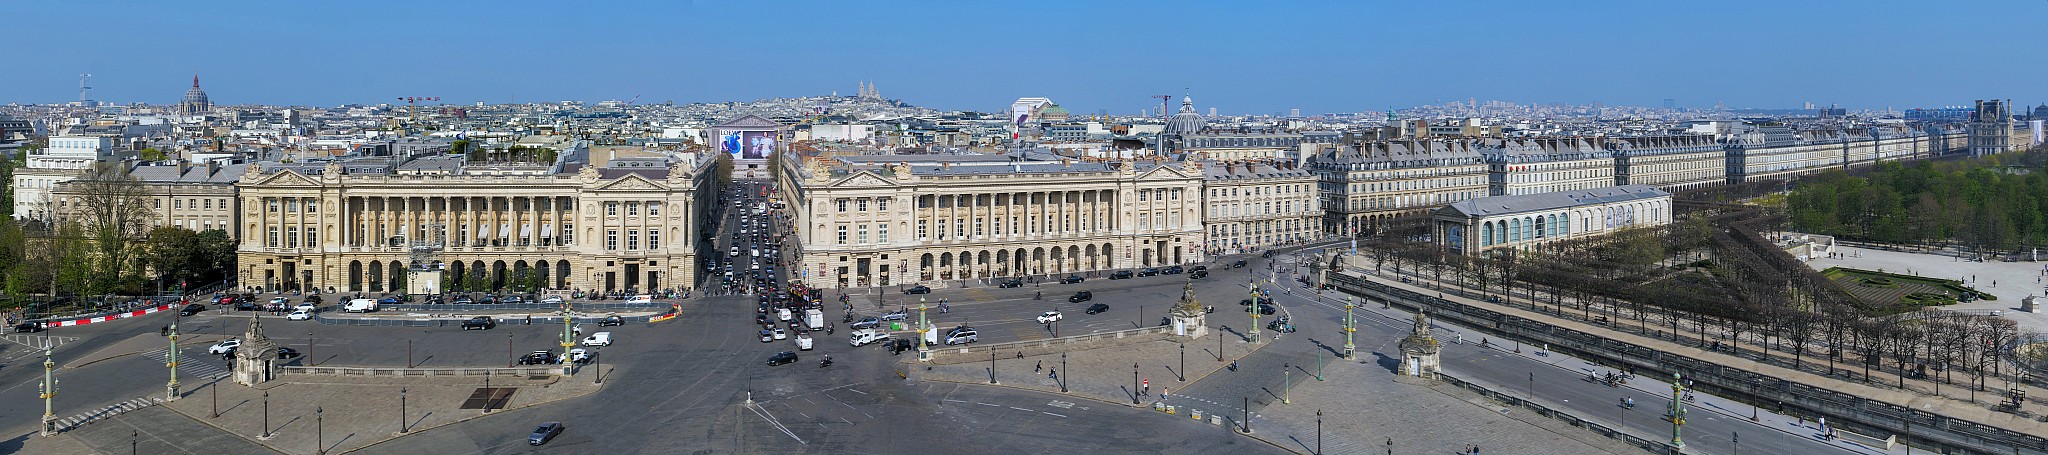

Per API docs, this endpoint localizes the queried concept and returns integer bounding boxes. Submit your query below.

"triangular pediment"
[595,174,669,191]
[1135,164,1195,180]
[714,115,783,129]
[829,170,895,188]
[253,169,319,187]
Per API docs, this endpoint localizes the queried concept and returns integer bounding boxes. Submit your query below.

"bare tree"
[65,162,156,293]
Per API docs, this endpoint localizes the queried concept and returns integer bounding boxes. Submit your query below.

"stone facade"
[1432,185,1672,256]
[1310,139,1488,236]
[1200,161,1321,255]
[779,155,1205,289]
[234,153,718,294]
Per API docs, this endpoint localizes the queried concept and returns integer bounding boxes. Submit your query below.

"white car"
[208,339,241,355]
[771,327,788,340]
[293,303,316,313]
[285,309,312,321]
[562,348,591,364]
[540,296,565,304]
[580,332,612,347]
[1036,311,1064,324]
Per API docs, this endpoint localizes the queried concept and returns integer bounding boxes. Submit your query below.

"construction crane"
[1152,95,1173,119]
[397,96,440,121]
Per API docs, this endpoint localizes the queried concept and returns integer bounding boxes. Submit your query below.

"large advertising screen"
[727,131,775,160]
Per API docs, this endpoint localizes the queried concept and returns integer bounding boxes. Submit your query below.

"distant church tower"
[179,75,211,116]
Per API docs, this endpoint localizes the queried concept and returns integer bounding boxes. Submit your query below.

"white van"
[344,299,378,313]
[849,329,890,347]
[777,308,793,322]
[581,332,612,347]
[625,295,652,304]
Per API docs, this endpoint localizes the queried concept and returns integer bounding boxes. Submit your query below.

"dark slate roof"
[1439,185,1668,218]
[597,168,666,180]
[908,161,1113,176]
[1201,161,1311,180]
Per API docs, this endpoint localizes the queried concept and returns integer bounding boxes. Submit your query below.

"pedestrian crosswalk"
[54,396,163,431]
[2,334,79,350]
[142,347,232,380]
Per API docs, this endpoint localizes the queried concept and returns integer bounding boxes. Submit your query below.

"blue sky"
[8,1,2043,114]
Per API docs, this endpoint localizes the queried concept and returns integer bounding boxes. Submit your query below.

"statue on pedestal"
[1397,311,1442,379]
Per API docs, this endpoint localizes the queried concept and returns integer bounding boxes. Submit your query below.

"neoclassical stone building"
[234,152,718,294]
[779,154,1205,289]
[1431,184,1672,256]
[1200,160,1321,255]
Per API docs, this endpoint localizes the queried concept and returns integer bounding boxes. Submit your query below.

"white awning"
[519,224,533,238]
[476,224,490,240]
[541,224,555,238]
[498,224,513,238]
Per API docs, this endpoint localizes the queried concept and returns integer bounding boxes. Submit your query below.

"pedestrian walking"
[1036,361,1043,373]
[1049,368,1057,380]
[1142,378,1149,396]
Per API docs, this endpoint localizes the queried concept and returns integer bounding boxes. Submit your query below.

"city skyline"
[7,1,2047,114]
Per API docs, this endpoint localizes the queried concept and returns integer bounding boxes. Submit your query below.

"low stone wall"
[281,365,562,377]
[925,326,1179,365]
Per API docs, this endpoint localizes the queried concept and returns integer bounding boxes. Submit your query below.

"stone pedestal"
[1397,311,1442,380]
[2023,295,2041,313]
[1170,281,1209,339]
[234,318,282,386]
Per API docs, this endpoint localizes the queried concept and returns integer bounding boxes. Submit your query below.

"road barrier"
[380,302,667,312]
[309,312,655,327]
[1436,372,1681,455]
[282,365,561,377]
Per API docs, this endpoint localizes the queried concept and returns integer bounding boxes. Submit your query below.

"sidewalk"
[164,370,598,454]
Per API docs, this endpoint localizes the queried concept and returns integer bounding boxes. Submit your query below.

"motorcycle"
[820,356,833,368]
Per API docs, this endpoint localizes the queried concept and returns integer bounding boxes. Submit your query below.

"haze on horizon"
[6,0,2042,115]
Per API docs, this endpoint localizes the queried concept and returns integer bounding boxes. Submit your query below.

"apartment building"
[1200,160,1321,254]
[1310,139,1488,236]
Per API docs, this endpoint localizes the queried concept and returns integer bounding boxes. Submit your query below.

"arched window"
[1481,222,1494,246]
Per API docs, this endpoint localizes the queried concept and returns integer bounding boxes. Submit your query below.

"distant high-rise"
[1289,108,1301,118]
[1208,107,1217,117]
[179,75,211,116]
[1663,98,1675,109]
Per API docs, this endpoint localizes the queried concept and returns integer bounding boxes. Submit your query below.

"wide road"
[1261,254,1869,455]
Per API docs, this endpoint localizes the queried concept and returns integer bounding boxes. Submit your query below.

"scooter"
[820,356,833,368]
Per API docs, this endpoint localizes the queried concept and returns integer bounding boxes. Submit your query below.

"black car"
[13,322,43,333]
[1068,291,1093,303]
[598,315,626,327]
[1260,250,1276,258]
[997,279,1024,288]
[1245,303,1277,315]
[1190,270,1209,279]
[1084,303,1110,314]
[233,302,262,312]
[1138,268,1159,277]
[462,317,495,330]
[275,347,301,359]
[518,350,557,365]
[767,351,799,366]
[179,303,206,316]
[529,422,565,446]
[1232,260,1248,268]
[1191,265,1208,273]
[1109,271,1133,280]
[1061,275,1085,284]
[904,285,932,294]
[755,313,771,325]
[1163,266,1184,275]
[1240,299,1255,306]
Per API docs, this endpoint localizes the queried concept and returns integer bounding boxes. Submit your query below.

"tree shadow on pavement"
[0,431,28,454]
[1371,352,1399,374]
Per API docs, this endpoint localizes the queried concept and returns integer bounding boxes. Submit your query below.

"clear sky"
[9,0,2043,115]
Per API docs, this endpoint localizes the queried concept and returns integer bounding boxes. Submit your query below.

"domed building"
[178,75,210,116]
[1157,94,1206,155]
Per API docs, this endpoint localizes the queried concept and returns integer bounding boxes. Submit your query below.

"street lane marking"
[1042,412,1067,418]
[1008,406,1033,412]
[977,402,1000,407]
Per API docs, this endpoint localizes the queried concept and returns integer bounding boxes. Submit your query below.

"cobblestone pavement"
[916,314,1632,454]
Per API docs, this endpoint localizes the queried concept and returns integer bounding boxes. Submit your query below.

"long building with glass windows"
[1430,184,1672,256]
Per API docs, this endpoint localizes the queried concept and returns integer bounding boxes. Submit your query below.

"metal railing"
[281,365,561,377]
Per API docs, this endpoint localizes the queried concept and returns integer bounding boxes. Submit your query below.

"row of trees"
[1,162,234,304]
[1369,201,2040,397]
[1788,149,2048,252]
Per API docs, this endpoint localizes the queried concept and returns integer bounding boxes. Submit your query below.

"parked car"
[293,303,317,313]
[518,350,557,365]
[767,351,799,366]
[377,296,401,305]
[529,422,565,446]
[274,347,300,359]
[13,322,43,333]
[1246,303,1276,315]
[850,317,882,330]
[759,330,775,343]
[563,348,592,364]
[462,317,496,330]
[1068,291,1093,303]
[771,327,788,340]
[879,310,908,321]
[581,332,612,347]
[1036,311,1064,324]
[1138,268,1159,277]
[286,309,312,321]
[903,285,932,294]
[997,278,1023,288]
[1190,270,1209,279]
[1084,303,1110,314]
[233,302,262,312]
[1109,271,1133,280]
[208,339,241,355]
[1191,265,1208,273]
[1061,275,1085,284]
[1163,265,1184,275]
[452,297,475,305]
[540,295,565,304]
